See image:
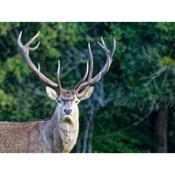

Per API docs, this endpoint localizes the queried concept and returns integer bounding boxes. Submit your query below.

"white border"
[0,154,175,175]
[0,0,175,21]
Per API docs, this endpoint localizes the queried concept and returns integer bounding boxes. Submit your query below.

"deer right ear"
[46,86,58,101]
[77,86,94,101]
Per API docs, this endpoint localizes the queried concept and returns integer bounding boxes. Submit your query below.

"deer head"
[17,31,116,124]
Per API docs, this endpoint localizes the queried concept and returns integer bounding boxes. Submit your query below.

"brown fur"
[0,121,44,152]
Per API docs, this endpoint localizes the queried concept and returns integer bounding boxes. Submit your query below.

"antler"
[17,32,115,96]
[75,37,116,93]
[17,31,62,92]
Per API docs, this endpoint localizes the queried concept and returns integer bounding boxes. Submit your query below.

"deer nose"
[64,109,72,115]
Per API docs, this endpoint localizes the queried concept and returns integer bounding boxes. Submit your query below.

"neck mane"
[41,107,79,153]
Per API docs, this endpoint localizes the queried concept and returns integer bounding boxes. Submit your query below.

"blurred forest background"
[0,22,175,153]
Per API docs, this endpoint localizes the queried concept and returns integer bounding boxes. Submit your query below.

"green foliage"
[159,56,175,67]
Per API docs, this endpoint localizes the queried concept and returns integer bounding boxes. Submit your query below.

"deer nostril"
[64,109,72,115]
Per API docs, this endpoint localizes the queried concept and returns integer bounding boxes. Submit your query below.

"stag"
[0,32,116,153]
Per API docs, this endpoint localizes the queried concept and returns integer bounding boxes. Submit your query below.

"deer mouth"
[63,115,72,124]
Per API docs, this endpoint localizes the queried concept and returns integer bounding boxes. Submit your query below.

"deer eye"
[75,100,79,103]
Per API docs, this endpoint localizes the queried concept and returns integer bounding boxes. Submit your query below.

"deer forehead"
[60,90,76,101]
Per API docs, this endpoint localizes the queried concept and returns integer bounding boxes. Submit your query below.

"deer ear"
[78,86,94,101]
[46,86,58,101]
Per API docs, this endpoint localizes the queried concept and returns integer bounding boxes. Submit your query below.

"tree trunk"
[82,113,94,153]
[151,108,168,153]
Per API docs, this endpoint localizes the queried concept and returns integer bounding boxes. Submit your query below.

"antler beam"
[75,37,116,93]
[17,31,62,91]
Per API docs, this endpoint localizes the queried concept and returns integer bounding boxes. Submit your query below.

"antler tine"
[97,37,113,75]
[75,42,93,90]
[17,31,23,48]
[98,37,109,52]
[76,37,116,93]
[87,42,94,80]
[78,72,102,89]
[57,60,62,89]
[74,60,89,89]
[29,42,40,51]
[25,31,40,47]
[98,38,111,57]
[17,31,59,90]
[37,63,40,71]
[112,38,116,56]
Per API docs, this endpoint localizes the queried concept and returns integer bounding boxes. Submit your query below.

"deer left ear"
[46,86,58,101]
[78,86,94,101]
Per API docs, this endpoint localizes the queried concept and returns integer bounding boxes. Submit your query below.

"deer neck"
[42,106,79,153]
